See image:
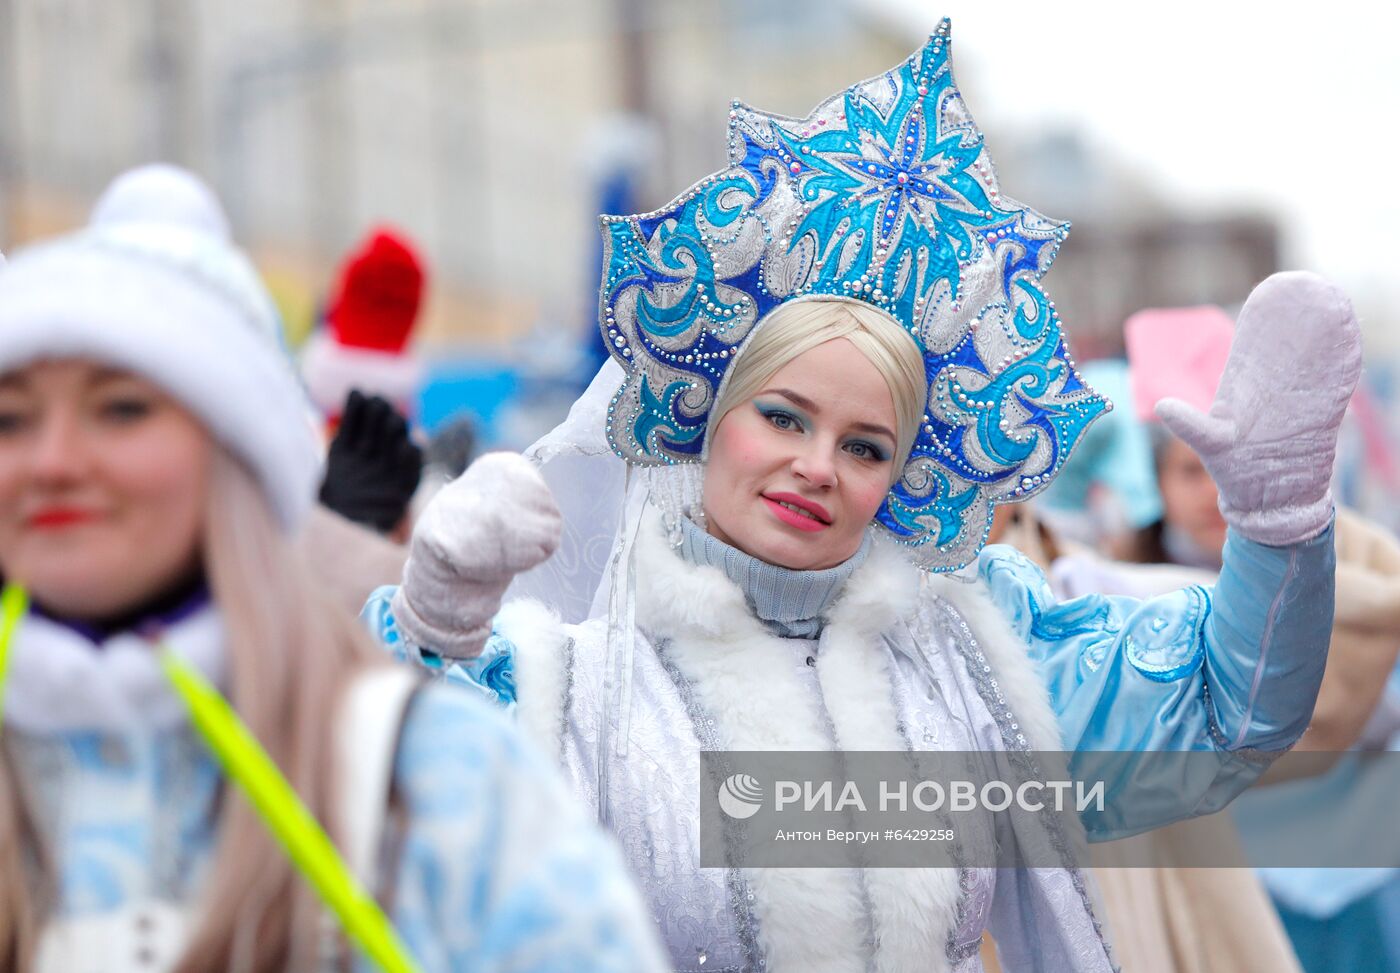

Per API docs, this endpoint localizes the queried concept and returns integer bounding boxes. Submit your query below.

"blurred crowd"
[0,11,1397,968]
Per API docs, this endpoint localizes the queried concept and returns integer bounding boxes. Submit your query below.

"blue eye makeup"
[754,399,893,461]
[754,400,806,432]
[845,440,889,462]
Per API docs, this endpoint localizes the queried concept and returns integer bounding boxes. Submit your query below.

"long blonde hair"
[710,297,927,477]
[0,448,386,972]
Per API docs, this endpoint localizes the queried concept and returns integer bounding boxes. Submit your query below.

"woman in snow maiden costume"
[370,21,1360,972]
[0,165,666,973]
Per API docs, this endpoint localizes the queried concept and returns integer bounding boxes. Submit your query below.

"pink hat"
[1124,305,1234,422]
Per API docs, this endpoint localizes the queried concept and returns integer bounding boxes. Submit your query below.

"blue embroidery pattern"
[18,682,654,972]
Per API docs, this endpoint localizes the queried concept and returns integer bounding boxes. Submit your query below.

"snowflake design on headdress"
[599,19,1109,571]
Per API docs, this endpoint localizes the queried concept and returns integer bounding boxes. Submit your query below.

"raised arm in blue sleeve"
[979,520,1335,840]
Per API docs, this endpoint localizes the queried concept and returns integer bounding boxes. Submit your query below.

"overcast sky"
[856,1,1400,344]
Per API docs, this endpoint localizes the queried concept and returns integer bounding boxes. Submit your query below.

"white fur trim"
[819,536,918,753]
[926,570,1066,753]
[0,239,321,529]
[5,604,226,734]
[496,598,574,757]
[819,540,962,973]
[336,665,419,887]
[637,520,963,972]
[635,520,869,973]
[300,330,422,416]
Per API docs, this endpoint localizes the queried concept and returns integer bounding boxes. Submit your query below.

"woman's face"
[1157,434,1227,560]
[0,360,211,622]
[703,338,899,570]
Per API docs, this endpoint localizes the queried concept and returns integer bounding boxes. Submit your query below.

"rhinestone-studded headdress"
[599,19,1108,570]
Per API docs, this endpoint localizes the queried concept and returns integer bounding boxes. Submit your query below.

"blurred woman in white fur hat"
[0,164,666,973]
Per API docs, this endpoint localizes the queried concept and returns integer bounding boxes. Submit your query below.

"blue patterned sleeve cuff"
[361,585,519,711]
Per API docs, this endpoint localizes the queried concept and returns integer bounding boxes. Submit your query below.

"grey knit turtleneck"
[677,516,869,640]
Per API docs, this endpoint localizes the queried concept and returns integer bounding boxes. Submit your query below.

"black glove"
[319,390,423,533]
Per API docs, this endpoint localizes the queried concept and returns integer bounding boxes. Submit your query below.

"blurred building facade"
[1,0,910,346]
[2,0,1282,357]
[994,131,1281,357]
[9,0,1396,525]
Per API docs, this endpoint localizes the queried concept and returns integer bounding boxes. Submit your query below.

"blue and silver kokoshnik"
[598,19,1109,571]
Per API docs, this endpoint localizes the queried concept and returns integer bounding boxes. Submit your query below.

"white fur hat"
[0,164,321,530]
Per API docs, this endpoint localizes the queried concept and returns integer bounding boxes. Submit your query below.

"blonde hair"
[0,448,385,972]
[710,297,927,476]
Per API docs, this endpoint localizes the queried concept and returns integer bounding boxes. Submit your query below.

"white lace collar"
[4,603,225,734]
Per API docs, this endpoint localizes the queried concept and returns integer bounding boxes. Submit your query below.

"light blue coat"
[8,605,668,973]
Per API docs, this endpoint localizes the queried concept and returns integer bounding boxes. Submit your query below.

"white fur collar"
[635,518,916,643]
[4,604,225,734]
[497,597,574,757]
[632,516,1063,756]
[924,568,1066,753]
[635,518,961,973]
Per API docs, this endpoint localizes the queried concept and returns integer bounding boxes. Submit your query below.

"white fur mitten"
[391,452,561,659]
[1156,271,1362,547]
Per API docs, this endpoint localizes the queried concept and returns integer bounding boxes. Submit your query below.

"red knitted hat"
[302,226,427,419]
[326,228,425,352]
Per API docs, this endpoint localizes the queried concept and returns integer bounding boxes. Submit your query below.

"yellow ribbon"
[0,584,29,726]
[0,583,421,973]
